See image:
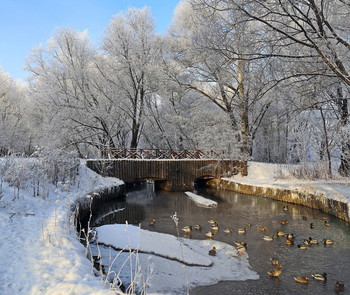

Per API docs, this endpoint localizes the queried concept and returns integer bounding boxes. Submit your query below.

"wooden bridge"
[87,148,247,191]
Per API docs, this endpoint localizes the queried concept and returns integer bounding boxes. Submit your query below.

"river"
[89,182,349,294]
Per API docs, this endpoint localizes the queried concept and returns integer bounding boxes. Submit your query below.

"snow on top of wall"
[224,161,350,205]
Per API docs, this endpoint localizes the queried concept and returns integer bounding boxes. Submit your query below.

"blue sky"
[0,0,180,81]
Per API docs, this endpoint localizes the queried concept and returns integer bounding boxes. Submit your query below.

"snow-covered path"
[0,164,122,295]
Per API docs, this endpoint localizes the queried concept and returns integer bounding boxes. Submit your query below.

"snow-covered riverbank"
[224,162,350,218]
[0,162,122,295]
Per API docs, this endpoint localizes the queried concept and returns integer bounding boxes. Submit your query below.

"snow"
[184,191,217,208]
[224,161,350,208]
[97,224,212,266]
[95,223,258,294]
[0,161,123,295]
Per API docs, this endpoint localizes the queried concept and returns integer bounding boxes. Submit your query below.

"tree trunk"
[337,87,350,176]
[237,57,249,175]
[237,58,249,160]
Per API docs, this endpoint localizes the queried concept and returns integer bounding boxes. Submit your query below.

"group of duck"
[263,207,342,291]
[147,207,344,291]
[268,258,344,291]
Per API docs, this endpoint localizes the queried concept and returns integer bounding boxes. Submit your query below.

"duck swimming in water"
[285,233,295,239]
[324,220,331,226]
[334,281,345,291]
[193,224,202,231]
[238,227,247,234]
[205,231,215,238]
[312,273,327,281]
[182,225,192,233]
[263,235,274,241]
[267,264,282,277]
[286,239,294,245]
[294,276,310,284]
[322,239,335,245]
[308,237,319,244]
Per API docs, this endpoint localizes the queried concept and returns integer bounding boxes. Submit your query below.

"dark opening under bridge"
[87,148,247,191]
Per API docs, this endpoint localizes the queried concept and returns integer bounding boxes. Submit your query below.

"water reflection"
[91,183,350,295]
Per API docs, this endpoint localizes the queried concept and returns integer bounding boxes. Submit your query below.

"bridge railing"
[101,148,228,160]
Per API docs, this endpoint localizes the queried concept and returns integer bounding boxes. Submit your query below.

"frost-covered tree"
[26,28,129,157]
[101,7,162,148]
[166,0,289,161]
[0,68,34,154]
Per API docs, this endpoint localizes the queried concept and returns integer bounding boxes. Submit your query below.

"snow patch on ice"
[184,191,217,208]
[94,223,259,294]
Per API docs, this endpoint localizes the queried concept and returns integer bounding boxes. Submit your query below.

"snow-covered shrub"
[0,148,79,198]
[32,147,79,186]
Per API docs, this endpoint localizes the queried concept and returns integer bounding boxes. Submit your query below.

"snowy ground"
[224,161,350,207]
[0,162,122,295]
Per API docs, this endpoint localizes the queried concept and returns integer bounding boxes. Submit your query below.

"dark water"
[91,182,350,295]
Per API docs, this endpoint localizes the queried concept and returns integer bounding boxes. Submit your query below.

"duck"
[276,231,286,237]
[308,237,319,244]
[258,226,268,231]
[182,225,192,233]
[321,216,328,220]
[205,231,215,238]
[334,281,345,291]
[238,227,247,234]
[303,239,312,246]
[283,206,288,211]
[263,235,274,241]
[312,273,327,281]
[236,244,247,255]
[310,223,314,229]
[285,233,295,239]
[223,228,233,234]
[267,264,282,277]
[208,246,217,256]
[302,215,308,220]
[148,219,156,226]
[286,239,295,245]
[294,276,310,284]
[193,224,202,231]
[322,239,335,245]
[270,258,279,265]
[324,220,331,226]
[281,220,288,225]
[297,244,309,250]
[211,225,219,231]
[234,241,247,247]
[208,219,218,225]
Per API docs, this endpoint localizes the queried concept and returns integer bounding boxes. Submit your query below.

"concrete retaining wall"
[206,179,350,222]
